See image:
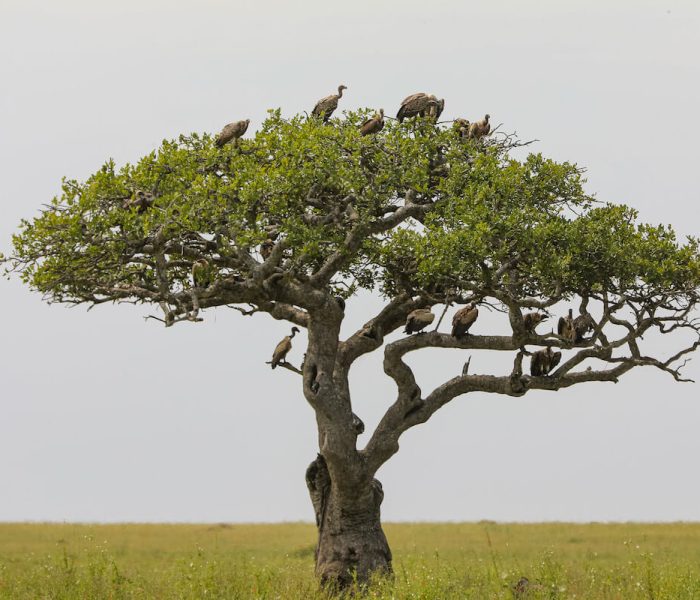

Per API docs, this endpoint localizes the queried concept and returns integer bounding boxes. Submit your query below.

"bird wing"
[549,351,562,371]
[272,337,291,363]
[401,92,426,106]
[557,316,566,335]
[312,95,337,116]
[215,123,235,145]
[464,307,478,327]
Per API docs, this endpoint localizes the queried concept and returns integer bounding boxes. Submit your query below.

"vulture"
[451,303,479,338]
[311,85,347,122]
[468,114,491,139]
[557,308,577,343]
[530,346,562,377]
[404,308,435,334]
[215,119,250,147]
[523,312,547,333]
[191,259,211,288]
[359,109,385,136]
[396,93,439,122]
[428,96,445,120]
[271,327,300,369]
[123,190,154,214]
[573,313,595,342]
[260,239,274,260]
[453,118,471,138]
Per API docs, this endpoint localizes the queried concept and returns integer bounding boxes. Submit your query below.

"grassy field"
[1,522,700,599]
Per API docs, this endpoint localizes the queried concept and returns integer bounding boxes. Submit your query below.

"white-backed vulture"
[123,190,154,213]
[573,313,595,342]
[404,308,435,334]
[215,119,250,147]
[523,311,547,333]
[396,93,439,122]
[530,346,562,376]
[311,85,347,122]
[359,109,385,136]
[260,239,274,260]
[453,118,471,138]
[191,258,211,288]
[271,326,300,369]
[428,97,445,120]
[468,114,491,139]
[557,308,577,343]
[451,303,479,338]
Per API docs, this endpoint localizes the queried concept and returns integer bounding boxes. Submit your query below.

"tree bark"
[306,454,392,588]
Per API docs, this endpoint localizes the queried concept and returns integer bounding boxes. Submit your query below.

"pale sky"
[1,0,699,523]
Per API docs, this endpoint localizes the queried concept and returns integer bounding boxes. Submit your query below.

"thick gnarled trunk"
[306,455,392,587]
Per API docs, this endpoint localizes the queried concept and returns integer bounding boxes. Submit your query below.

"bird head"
[291,326,300,336]
[378,108,384,118]
[338,84,347,93]
[245,118,250,125]
[485,114,490,121]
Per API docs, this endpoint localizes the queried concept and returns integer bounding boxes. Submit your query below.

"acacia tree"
[5,109,700,587]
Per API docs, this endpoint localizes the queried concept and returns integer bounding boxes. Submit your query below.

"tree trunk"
[306,455,392,588]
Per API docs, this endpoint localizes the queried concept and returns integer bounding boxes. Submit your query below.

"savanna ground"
[1,522,699,599]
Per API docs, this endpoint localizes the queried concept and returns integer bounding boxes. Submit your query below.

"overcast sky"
[1,0,699,523]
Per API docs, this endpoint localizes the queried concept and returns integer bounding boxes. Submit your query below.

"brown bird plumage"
[558,308,577,343]
[573,313,595,342]
[530,346,562,376]
[453,118,471,138]
[428,96,445,120]
[260,239,274,260]
[359,109,385,136]
[468,114,491,139]
[192,258,211,288]
[122,190,154,214]
[215,119,250,147]
[312,85,347,122]
[404,308,435,334]
[451,303,479,338]
[271,327,299,369]
[523,311,547,333]
[396,92,439,122]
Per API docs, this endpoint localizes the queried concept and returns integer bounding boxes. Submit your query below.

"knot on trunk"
[305,454,331,528]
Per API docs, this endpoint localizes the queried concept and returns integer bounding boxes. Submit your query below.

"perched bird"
[122,190,154,214]
[573,313,595,342]
[557,308,577,343]
[428,96,445,120]
[453,118,471,138]
[271,327,300,369]
[523,312,547,333]
[404,308,435,334]
[359,109,385,136]
[467,114,491,139]
[260,239,274,260]
[192,258,212,288]
[396,93,439,122]
[215,119,250,147]
[530,346,562,376]
[451,303,479,338]
[311,85,347,122]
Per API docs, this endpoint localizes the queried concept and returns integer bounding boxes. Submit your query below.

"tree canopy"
[5,107,700,586]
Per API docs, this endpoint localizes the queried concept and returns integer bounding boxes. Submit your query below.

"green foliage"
[5,109,700,310]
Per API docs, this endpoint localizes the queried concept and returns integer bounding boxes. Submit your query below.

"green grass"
[2,522,700,598]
